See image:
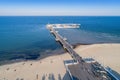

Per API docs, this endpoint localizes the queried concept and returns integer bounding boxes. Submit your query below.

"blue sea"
[0,16,120,63]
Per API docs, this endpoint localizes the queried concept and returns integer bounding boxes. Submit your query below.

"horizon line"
[0,15,120,17]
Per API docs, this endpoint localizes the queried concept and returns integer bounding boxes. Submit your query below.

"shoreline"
[0,42,119,66]
[0,43,120,80]
[0,48,65,66]
[75,43,120,74]
[0,43,88,66]
[0,49,72,80]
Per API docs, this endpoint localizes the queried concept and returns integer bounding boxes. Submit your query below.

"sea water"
[0,16,120,63]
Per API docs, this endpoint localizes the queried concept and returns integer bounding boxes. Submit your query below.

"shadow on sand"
[41,72,72,80]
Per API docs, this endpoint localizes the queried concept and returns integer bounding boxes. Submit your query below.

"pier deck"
[47,24,111,80]
[49,26,82,62]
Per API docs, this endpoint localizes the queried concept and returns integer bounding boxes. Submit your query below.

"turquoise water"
[0,16,120,62]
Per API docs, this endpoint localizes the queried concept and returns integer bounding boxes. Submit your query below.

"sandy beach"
[75,43,120,74]
[0,43,120,80]
[0,52,72,80]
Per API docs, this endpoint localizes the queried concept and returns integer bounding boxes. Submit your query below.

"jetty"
[47,24,112,80]
[47,24,82,62]
[48,24,80,28]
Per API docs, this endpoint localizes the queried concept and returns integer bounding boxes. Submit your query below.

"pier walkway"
[47,24,111,80]
[48,26,82,63]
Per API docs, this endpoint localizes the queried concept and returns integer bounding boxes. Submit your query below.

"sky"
[0,0,120,16]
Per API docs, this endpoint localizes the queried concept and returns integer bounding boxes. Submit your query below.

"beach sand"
[75,43,120,74]
[0,43,120,80]
[0,53,72,80]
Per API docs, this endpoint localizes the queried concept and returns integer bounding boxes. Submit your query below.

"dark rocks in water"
[9,55,25,60]
[0,51,6,54]
[72,43,90,48]
[0,50,41,64]
[0,48,63,65]
[9,52,41,60]
[25,53,40,60]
